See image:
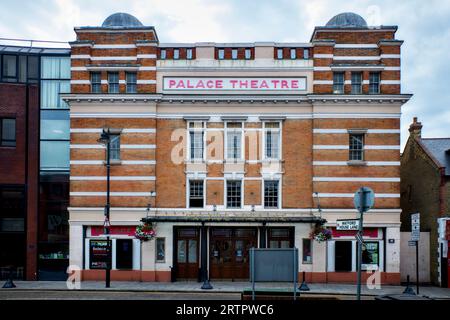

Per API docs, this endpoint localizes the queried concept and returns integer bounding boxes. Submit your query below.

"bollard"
[298,271,310,291]
[2,267,16,289]
[402,275,416,295]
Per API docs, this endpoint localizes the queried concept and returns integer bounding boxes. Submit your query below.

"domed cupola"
[101,12,144,28]
[325,12,368,28]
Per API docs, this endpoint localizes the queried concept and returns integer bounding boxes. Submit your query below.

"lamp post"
[98,128,112,288]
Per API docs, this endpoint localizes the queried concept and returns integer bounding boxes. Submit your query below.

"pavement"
[1,280,449,299]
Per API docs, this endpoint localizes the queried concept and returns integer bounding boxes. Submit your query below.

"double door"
[175,228,199,280]
[209,228,257,280]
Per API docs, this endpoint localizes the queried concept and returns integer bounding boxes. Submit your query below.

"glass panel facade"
[40,110,70,140]
[41,56,70,79]
[40,141,70,171]
[41,80,70,109]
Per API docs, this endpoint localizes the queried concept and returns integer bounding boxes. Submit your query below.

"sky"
[1,0,449,149]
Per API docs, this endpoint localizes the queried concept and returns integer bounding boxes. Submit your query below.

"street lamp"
[98,128,112,288]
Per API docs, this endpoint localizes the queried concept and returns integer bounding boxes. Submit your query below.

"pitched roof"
[420,138,450,175]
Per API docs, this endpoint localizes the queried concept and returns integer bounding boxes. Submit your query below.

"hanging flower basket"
[134,222,156,241]
[310,225,332,243]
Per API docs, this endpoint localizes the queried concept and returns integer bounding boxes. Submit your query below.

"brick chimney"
[409,117,422,139]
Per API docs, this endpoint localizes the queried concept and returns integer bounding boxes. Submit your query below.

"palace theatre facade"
[65,12,410,283]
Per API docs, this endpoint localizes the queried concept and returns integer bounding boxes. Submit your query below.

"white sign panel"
[163,77,307,92]
[336,219,360,231]
[411,213,420,241]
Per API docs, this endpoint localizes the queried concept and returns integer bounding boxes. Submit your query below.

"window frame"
[333,72,345,94]
[0,118,16,147]
[160,49,167,60]
[188,179,205,208]
[155,237,166,263]
[91,72,102,93]
[186,48,193,60]
[188,121,205,161]
[303,48,309,59]
[276,48,283,60]
[225,122,244,161]
[351,72,362,94]
[263,121,281,160]
[107,71,119,94]
[218,48,225,60]
[173,48,180,60]
[349,133,365,161]
[109,133,121,161]
[125,71,137,93]
[231,49,238,60]
[264,180,279,209]
[290,48,297,60]
[226,180,242,209]
[244,48,251,60]
[302,238,313,264]
[369,72,380,94]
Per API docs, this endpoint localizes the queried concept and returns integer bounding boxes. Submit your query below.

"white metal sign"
[163,77,307,92]
[411,213,420,241]
[336,219,360,231]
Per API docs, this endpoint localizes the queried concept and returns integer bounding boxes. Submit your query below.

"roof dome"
[102,12,143,28]
[325,12,368,28]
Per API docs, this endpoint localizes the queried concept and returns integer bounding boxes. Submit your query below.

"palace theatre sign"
[163,77,307,92]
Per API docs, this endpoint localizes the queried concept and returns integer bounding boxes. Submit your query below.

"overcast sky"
[1,0,449,149]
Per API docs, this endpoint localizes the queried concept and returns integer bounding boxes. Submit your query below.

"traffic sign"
[411,213,420,241]
[337,219,360,231]
[353,187,375,214]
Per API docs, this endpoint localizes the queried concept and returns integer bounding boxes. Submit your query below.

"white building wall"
[385,227,401,274]
[69,224,83,269]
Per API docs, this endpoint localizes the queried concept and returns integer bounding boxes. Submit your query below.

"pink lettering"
[187,80,194,89]
[251,80,258,89]
[216,80,223,89]
[239,80,248,88]
[229,80,238,89]
[176,80,185,89]
[271,80,280,89]
[260,80,269,89]
[291,80,299,89]
[206,80,214,89]
[196,80,205,89]
[281,80,288,89]
[169,80,176,88]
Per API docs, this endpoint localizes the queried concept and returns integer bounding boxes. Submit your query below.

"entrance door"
[335,241,352,272]
[174,228,199,280]
[210,228,257,280]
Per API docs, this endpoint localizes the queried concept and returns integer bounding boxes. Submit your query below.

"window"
[303,48,309,59]
[290,48,297,59]
[264,180,279,208]
[276,48,283,60]
[41,80,70,109]
[333,72,344,94]
[226,180,241,208]
[156,238,165,262]
[189,122,204,160]
[40,110,70,140]
[362,242,379,268]
[189,180,204,208]
[173,49,180,60]
[245,48,251,60]
[160,49,167,60]
[369,72,380,94]
[2,55,17,82]
[116,239,133,269]
[108,72,119,93]
[264,122,280,159]
[218,49,225,60]
[302,239,312,263]
[27,56,39,83]
[109,134,120,161]
[40,141,70,170]
[41,56,70,79]
[186,48,193,60]
[231,49,238,60]
[1,118,16,147]
[226,122,242,160]
[126,72,137,93]
[349,133,364,161]
[351,72,362,94]
[268,228,293,248]
[91,72,102,93]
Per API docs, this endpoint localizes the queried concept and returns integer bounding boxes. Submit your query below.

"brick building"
[64,12,411,283]
[400,117,450,287]
[0,45,71,280]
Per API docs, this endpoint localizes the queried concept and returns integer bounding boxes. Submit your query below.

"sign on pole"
[353,187,375,214]
[411,213,420,241]
[337,219,360,231]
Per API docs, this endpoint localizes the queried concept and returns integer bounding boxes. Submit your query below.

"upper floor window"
[276,48,283,60]
[264,180,279,208]
[91,72,101,93]
[189,121,204,160]
[186,48,193,60]
[2,55,17,82]
[231,49,238,60]
[245,49,251,60]
[160,49,167,60]
[108,72,119,93]
[189,180,204,208]
[349,133,364,161]
[369,72,380,94]
[109,134,121,161]
[1,54,39,83]
[264,122,280,160]
[303,48,309,59]
[173,49,180,60]
[226,180,242,208]
[218,49,225,60]
[351,72,362,94]
[333,72,344,94]
[290,48,297,59]
[126,72,137,93]
[226,122,243,161]
[0,118,16,147]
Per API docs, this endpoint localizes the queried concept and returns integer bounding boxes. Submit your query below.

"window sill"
[104,160,122,165]
[347,160,367,166]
